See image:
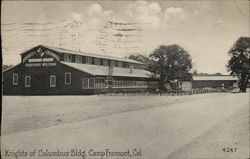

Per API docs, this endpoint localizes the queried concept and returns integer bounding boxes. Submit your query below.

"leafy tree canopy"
[149,44,193,89]
[128,53,151,64]
[227,37,250,92]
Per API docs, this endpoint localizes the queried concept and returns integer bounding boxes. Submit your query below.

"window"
[82,78,95,89]
[113,81,117,87]
[124,63,129,68]
[50,75,56,87]
[89,78,95,88]
[82,78,89,89]
[64,54,72,62]
[85,57,92,64]
[75,55,82,63]
[103,59,108,66]
[94,58,100,65]
[117,61,123,67]
[13,74,18,85]
[65,72,71,84]
[110,60,115,67]
[25,76,31,87]
[106,77,113,88]
[95,77,106,88]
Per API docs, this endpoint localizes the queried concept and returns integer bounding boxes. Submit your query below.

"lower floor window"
[81,78,151,89]
[112,80,148,88]
[89,78,95,88]
[25,76,31,87]
[82,78,95,89]
[95,77,106,88]
[13,74,18,85]
[50,75,56,87]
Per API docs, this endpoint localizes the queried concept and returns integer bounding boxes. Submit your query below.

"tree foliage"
[128,54,151,64]
[227,37,250,92]
[149,45,193,89]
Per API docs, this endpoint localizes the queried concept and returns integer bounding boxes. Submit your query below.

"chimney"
[108,66,113,76]
[129,66,133,73]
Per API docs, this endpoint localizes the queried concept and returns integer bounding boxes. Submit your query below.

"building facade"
[192,75,238,89]
[168,76,238,91]
[3,45,158,95]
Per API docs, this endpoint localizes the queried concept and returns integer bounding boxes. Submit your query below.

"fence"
[98,88,232,96]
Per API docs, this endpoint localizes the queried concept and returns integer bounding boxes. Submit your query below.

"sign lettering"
[28,58,54,63]
[23,49,60,63]
[25,63,56,67]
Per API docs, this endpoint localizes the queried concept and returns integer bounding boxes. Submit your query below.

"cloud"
[165,7,184,21]
[87,3,113,17]
[148,2,162,14]
[126,1,162,28]
[88,3,102,15]
[71,12,82,21]
[213,19,222,25]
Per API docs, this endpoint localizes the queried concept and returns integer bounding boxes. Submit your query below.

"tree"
[227,37,250,92]
[128,53,151,70]
[149,45,193,89]
[128,53,151,64]
[193,70,198,75]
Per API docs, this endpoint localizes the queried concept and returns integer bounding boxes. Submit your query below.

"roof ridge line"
[40,45,143,64]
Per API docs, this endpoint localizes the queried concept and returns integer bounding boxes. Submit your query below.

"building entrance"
[32,73,48,94]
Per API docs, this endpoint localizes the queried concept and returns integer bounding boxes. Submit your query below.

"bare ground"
[1,92,249,159]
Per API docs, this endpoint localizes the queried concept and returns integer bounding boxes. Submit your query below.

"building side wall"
[4,45,155,95]
[3,62,95,95]
[192,80,236,89]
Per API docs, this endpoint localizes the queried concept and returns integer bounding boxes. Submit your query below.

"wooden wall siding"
[3,45,154,95]
[192,80,236,89]
[3,62,95,95]
[3,62,157,95]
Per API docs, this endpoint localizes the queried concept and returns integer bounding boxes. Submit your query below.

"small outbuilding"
[192,75,238,89]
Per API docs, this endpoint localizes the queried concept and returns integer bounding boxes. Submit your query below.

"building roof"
[193,75,238,81]
[61,61,152,78]
[39,45,143,65]
[3,63,21,73]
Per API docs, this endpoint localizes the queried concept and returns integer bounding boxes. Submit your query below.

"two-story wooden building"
[3,45,158,95]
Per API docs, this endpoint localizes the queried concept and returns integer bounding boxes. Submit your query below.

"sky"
[1,0,249,74]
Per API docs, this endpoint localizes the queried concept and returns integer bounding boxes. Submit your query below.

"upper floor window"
[13,74,18,85]
[117,61,123,67]
[94,58,100,65]
[75,55,82,63]
[25,76,31,87]
[124,62,129,68]
[103,59,108,66]
[65,72,71,84]
[64,54,72,62]
[85,57,92,64]
[50,75,56,87]
[110,60,115,67]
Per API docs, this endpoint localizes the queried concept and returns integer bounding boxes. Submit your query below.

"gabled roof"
[23,45,143,65]
[193,75,238,81]
[61,61,152,78]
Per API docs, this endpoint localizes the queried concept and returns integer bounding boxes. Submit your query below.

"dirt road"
[1,93,249,159]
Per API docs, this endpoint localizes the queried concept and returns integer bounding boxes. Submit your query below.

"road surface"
[1,93,249,159]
